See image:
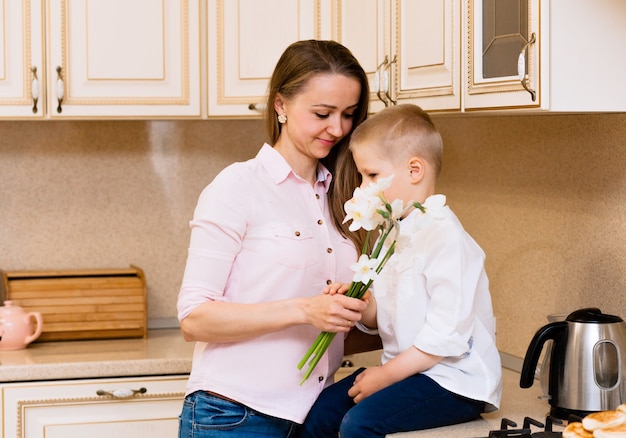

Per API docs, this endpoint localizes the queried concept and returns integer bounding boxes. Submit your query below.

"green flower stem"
[297,239,393,383]
[298,331,337,384]
[297,201,427,384]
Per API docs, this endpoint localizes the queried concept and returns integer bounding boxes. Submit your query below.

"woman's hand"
[324,282,350,295]
[304,292,367,333]
[324,283,373,303]
[322,283,376,330]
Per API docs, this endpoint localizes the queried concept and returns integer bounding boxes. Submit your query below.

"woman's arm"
[180,293,368,344]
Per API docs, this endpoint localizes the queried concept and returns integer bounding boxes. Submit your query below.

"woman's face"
[275,73,361,162]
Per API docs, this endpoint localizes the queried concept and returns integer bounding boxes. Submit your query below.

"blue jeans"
[178,391,299,437]
[298,368,485,438]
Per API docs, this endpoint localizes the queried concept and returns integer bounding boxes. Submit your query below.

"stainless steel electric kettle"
[520,308,626,420]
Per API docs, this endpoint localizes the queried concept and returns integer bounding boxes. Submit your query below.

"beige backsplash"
[1,113,625,359]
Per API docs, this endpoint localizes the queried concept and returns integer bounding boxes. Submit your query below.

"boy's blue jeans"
[178,390,299,438]
[298,368,485,438]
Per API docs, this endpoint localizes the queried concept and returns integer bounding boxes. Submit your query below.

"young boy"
[299,104,502,438]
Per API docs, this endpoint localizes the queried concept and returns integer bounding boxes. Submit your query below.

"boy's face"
[351,142,413,205]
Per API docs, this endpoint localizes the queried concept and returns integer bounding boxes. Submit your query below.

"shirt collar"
[257,143,333,192]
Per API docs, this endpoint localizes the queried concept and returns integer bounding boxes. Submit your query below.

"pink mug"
[0,301,44,350]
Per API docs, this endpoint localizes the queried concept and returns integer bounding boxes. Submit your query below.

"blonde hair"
[349,104,443,178]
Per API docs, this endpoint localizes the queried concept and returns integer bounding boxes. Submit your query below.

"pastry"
[562,421,593,438]
[582,410,626,431]
[593,423,626,437]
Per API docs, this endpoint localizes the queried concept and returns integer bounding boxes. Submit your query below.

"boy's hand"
[348,366,393,403]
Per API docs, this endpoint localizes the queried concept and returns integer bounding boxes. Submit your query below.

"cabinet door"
[332,0,389,114]
[334,0,460,113]
[0,0,44,118]
[1,375,187,438]
[464,0,540,110]
[391,0,461,111]
[46,0,201,118]
[207,0,331,117]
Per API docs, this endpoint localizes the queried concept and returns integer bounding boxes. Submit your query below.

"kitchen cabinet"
[206,0,332,117]
[5,1,623,120]
[333,0,461,113]
[0,0,44,118]
[1,0,201,119]
[0,375,187,438]
[46,0,201,118]
[464,0,626,112]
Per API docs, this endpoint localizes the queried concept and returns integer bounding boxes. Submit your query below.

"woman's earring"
[278,114,287,124]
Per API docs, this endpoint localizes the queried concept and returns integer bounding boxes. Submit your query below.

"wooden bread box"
[0,266,147,342]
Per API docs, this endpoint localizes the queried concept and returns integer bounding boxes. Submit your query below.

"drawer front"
[1,375,187,438]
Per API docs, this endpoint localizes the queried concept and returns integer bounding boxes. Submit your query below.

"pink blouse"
[177,144,357,423]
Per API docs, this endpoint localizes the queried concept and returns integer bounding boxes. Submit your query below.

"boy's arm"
[348,346,442,403]
[359,291,377,328]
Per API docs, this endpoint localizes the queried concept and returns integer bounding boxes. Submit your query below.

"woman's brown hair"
[264,40,370,251]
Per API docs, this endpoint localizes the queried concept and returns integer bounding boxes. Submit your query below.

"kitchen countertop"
[0,328,194,382]
[0,329,557,436]
[390,367,556,437]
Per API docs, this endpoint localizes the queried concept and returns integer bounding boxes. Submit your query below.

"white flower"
[388,198,404,219]
[350,254,379,284]
[343,190,384,231]
[342,178,394,231]
[404,195,447,237]
[298,174,429,384]
[423,194,446,216]
[362,174,394,197]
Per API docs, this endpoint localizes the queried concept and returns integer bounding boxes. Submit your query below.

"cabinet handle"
[247,103,266,112]
[96,387,147,399]
[55,66,65,113]
[375,56,390,107]
[517,32,537,102]
[385,55,397,106]
[30,66,40,114]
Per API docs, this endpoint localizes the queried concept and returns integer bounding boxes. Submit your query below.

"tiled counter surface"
[0,330,555,437]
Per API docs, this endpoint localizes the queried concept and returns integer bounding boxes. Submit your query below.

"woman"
[177,40,369,437]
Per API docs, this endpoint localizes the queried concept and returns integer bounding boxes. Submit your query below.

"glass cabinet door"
[482,0,529,79]
[464,0,539,110]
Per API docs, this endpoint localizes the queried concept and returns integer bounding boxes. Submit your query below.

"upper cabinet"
[464,0,626,112]
[330,0,388,114]
[0,0,44,118]
[0,0,201,119]
[333,0,461,113]
[46,0,201,118]
[2,1,624,119]
[206,0,332,117]
[391,0,460,112]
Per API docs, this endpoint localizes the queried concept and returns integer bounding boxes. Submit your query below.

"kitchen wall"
[1,112,624,359]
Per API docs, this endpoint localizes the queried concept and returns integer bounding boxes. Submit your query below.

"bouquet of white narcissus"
[297,175,425,384]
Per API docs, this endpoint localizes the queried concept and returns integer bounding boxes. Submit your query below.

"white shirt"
[371,195,502,411]
[177,144,357,423]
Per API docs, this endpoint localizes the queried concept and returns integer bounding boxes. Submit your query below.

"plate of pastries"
[563,404,626,437]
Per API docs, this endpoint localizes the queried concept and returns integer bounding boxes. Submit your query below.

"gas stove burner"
[485,416,564,438]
